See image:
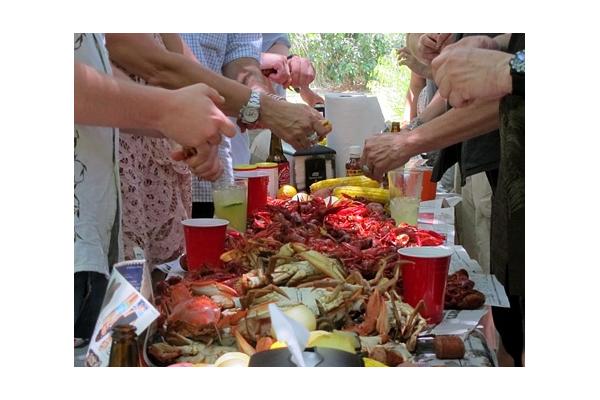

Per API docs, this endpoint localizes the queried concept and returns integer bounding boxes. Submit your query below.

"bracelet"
[266,93,286,102]
[406,116,423,131]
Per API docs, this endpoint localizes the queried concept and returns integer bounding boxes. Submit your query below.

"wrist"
[497,54,513,96]
[258,93,278,125]
[153,87,177,132]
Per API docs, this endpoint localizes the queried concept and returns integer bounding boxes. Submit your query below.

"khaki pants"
[454,170,492,274]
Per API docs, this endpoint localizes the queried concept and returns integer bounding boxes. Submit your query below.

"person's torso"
[74,33,121,274]
[179,33,230,72]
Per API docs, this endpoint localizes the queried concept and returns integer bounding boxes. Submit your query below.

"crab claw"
[298,249,347,281]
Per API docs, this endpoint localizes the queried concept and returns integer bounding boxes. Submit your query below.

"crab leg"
[389,291,403,340]
[403,299,425,340]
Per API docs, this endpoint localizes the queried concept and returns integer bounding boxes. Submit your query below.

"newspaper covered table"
[413,195,509,367]
[149,193,508,367]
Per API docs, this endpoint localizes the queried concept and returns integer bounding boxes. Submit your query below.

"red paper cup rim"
[397,246,453,259]
[181,218,229,228]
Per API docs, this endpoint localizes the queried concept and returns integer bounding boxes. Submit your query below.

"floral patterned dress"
[116,34,192,268]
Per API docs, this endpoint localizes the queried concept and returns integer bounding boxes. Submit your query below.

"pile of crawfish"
[235,197,445,279]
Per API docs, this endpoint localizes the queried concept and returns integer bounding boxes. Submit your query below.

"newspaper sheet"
[85,260,160,367]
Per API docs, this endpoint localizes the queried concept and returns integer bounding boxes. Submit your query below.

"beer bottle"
[266,132,290,188]
[391,121,401,133]
[108,324,141,367]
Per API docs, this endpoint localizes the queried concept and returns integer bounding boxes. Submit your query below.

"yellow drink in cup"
[390,196,420,226]
[388,167,423,226]
[213,181,248,232]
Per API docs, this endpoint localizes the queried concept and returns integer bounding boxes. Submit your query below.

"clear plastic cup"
[213,180,248,232]
[388,167,424,226]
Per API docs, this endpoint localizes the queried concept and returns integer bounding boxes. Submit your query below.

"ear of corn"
[309,176,380,193]
[332,186,390,204]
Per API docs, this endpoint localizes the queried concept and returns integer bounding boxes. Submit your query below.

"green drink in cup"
[213,180,248,232]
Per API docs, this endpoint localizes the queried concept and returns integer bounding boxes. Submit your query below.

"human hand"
[396,47,432,79]
[416,33,455,64]
[260,95,332,150]
[431,47,513,108]
[260,52,291,86]
[171,142,223,181]
[361,134,411,181]
[159,83,236,147]
[299,87,325,107]
[445,35,499,51]
[287,55,316,88]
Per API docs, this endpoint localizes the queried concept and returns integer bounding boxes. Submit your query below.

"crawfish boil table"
[145,193,505,367]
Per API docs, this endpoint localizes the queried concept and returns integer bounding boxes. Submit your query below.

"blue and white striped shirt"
[180,33,262,202]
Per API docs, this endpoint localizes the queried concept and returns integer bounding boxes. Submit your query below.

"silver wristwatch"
[239,90,261,125]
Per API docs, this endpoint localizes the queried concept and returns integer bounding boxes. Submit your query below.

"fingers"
[269,64,291,86]
[288,56,315,88]
[170,149,186,162]
[199,84,226,106]
[299,87,324,107]
[437,33,453,48]
[184,144,223,181]
[422,34,438,50]
[217,114,237,138]
[313,116,332,136]
[288,56,301,88]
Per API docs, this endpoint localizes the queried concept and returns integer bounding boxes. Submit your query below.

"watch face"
[243,107,259,123]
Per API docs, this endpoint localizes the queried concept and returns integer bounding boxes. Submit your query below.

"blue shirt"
[180,34,262,202]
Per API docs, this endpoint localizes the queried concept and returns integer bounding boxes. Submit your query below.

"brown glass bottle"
[266,133,290,187]
[391,122,401,132]
[108,324,141,367]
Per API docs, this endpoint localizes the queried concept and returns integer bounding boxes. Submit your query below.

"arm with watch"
[430,36,524,108]
[104,34,330,151]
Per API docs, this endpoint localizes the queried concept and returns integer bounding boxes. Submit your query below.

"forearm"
[419,92,448,123]
[223,57,273,93]
[407,73,426,120]
[403,99,500,155]
[105,34,251,116]
[75,61,168,130]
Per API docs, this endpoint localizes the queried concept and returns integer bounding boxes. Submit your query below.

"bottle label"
[346,168,363,177]
[278,162,290,187]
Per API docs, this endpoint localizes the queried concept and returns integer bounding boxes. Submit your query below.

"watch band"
[239,90,261,126]
[510,50,525,97]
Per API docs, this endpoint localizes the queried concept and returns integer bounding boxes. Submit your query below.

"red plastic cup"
[419,167,437,201]
[234,171,269,217]
[181,218,229,272]
[398,246,453,324]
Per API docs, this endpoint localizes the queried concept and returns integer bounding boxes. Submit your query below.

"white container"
[255,162,279,198]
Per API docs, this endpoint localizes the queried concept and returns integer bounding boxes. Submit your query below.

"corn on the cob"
[309,176,380,193]
[333,186,390,204]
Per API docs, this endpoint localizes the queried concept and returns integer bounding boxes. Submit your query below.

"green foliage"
[289,33,411,120]
[367,52,413,120]
[289,33,406,91]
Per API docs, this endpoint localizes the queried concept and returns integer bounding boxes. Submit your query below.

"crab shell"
[167,296,221,338]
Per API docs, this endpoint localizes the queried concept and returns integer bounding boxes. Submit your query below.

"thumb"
[202,85,226,105]
[219,114,238,138]
[170,149,186,161]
